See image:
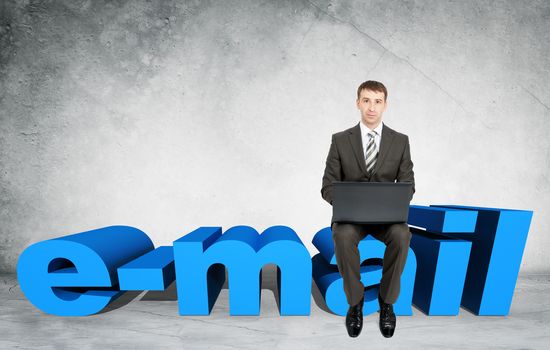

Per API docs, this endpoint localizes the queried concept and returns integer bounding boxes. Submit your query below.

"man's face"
[356,89,387,129]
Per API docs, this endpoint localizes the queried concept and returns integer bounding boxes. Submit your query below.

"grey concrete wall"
[1,0,549,273]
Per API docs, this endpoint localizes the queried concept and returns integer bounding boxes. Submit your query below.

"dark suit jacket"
[321,122,415,208]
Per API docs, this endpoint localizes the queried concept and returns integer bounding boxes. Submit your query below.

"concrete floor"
[2,269,549,349]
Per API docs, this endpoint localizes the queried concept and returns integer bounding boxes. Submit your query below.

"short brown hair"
[356,80,387,101]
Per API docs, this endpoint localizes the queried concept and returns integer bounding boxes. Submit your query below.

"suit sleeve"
[397,136,415,200]
[321,134,342,205]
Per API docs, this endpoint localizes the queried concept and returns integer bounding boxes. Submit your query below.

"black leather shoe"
[378,293,396,338]
[345,297,364,338]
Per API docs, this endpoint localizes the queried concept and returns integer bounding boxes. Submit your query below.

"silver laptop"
[332,182,413,224]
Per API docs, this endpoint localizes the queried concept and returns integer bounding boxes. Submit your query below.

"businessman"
[321,80,415,338]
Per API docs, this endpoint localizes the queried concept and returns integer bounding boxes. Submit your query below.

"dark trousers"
[331,222,411,307]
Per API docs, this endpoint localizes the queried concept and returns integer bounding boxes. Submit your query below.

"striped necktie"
[365,131,378,174]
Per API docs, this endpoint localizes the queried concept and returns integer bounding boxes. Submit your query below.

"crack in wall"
[127,305,288,335]
[184,316,287,335]
[297,19,316,53]
[366,49,387,77]
[520,85,550,111]
[304,0,471,116]
[8,283,18,293]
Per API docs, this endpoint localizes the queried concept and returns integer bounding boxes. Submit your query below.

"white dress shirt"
[360,121,383,159]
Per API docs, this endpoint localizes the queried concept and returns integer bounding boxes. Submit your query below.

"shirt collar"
[360,121,383,137]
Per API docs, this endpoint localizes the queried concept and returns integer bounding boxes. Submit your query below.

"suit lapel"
[372,123,395,176]
[347,123,370,177]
